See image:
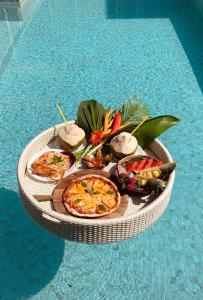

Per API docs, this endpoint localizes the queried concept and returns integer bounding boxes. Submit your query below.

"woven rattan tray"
[17,123,175,243]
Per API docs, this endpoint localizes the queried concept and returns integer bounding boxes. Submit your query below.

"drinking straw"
[131,116,148,135]
[56,103,68,126]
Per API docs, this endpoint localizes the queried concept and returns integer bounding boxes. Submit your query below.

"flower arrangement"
[70,98,179,158]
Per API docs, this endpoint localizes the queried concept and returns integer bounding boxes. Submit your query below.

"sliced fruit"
[140,178,148,186]
[146,171,153,178]
[143,158,154,168]
[152,170,161,177]
[125,162,138,172]
[135,159,148,170]
[153,160,163,166]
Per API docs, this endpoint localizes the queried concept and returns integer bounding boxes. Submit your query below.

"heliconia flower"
[111,112,122,135]
[89,130,103,145]
[128,177,137,184]
[103,111,113,133]
[127,184,135,191]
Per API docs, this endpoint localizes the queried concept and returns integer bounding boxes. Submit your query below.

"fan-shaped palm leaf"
[121,98,149,125]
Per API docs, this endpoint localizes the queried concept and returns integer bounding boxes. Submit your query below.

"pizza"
[63,175,120,218]
[31,151,73,180]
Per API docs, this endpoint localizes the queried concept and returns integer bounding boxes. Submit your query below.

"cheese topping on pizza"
[63,175,120,217]
[31,151,72,180]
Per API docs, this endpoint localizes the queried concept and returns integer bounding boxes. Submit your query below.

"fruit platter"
[17,98,179,243]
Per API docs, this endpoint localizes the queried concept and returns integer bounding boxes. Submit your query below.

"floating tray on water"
[17,123,175,243]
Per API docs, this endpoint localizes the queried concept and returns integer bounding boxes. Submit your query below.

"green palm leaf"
[121,98,149,125]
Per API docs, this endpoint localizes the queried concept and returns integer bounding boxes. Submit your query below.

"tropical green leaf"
[129,115,180,148]
[97,106,104,129]
[82,106,94,131]
[121,98,149,125]
[90,101,97,130]
[76,100,106,137]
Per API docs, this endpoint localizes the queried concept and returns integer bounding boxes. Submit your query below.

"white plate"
[27,148,75,182]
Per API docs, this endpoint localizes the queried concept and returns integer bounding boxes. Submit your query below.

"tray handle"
[33,195,53,202]
[41,212,61,224]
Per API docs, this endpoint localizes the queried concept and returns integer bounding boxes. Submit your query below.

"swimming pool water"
[0,0,202,299]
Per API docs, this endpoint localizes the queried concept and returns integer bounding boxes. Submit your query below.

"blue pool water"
[0,0,203,299]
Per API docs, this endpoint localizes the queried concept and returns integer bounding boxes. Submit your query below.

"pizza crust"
[63,175,120,218]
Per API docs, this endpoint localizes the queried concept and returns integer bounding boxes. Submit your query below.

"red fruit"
[153,160,163,166]
[125,162,138,172]
[125,158,163,172]
[143,158,154,168]
[134,159,148,170]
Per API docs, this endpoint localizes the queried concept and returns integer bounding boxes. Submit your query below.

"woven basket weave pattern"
[20,187,170,243]
[18,124,175,243]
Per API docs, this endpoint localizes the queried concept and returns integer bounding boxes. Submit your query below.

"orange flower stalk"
[102,111,113,136]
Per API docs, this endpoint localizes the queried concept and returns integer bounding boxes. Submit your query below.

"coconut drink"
[110,132,138,159]
[58,123,85,152]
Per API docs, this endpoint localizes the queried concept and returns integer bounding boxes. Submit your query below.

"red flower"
[129,177,137,184]
[89,130,103,145]
[127,183,135,191]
